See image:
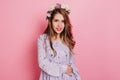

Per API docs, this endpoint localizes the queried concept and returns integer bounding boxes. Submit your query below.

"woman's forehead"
[53,13,64,20]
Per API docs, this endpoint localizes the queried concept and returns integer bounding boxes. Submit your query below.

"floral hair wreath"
[46,3,70,20]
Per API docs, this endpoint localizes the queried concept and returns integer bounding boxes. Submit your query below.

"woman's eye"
[53,19,65,23]
[54,19,58,22]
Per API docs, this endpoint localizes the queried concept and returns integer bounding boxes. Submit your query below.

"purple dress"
[38,34,81,80]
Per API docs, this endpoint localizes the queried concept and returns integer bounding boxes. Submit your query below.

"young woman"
[38,3,81,80]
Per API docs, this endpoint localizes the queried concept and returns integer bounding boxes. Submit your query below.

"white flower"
[61,4,66,9]
[65,5,70,11]
[50,5,55,11]
[61,4,70,13]
[47,13,51,17]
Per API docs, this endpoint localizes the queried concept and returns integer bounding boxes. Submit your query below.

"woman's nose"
[58,21,62,26]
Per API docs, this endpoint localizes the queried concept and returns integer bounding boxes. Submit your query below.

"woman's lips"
[56,27,62,31]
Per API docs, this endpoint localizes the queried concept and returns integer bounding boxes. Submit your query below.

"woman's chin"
[56,31,62,34]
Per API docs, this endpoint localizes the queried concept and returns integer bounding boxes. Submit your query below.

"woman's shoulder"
[38,33,47,38]
[38,33,48,40]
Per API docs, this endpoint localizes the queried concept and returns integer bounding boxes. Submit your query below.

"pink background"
[0,0,120,80]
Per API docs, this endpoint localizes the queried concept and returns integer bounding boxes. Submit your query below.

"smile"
[56,27,62,31]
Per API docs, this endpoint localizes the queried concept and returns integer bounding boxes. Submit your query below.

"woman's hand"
[66,65,73,76]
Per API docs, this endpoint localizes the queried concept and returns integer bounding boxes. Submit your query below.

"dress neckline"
[52,39,62,43]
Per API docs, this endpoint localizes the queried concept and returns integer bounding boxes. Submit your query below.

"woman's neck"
[56,34,60,40]
[52,34,61,41]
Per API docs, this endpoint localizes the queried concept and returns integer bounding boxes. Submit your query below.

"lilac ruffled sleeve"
[69,53,81,80]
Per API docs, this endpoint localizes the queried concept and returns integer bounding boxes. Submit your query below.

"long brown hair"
[44,8,75,52]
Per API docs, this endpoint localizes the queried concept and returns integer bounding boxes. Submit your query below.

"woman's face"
[52,13,65,35]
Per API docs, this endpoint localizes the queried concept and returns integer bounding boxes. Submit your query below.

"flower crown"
[46,3,70,20]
